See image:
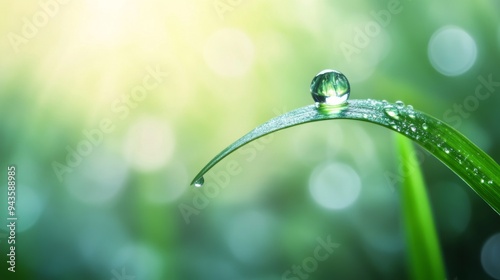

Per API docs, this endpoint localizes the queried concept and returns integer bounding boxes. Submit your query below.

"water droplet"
[409,113,416,119]
[395,100,405,109]
[444,148,450,154]
[473,168,478,174]
[481,179,485,183]
[193,177,204,187]
[384,107,400,120]
[310,69,350,106]
[488,180,493,184]
[410,126,417,132]
[407,105,414,110]
[422,123,428,130]
[363,113,368,118]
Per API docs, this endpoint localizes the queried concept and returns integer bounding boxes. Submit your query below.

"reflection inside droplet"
[310,69,350,106]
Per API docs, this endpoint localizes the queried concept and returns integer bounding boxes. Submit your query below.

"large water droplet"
[310,69,350,106]
[193,177,204,187]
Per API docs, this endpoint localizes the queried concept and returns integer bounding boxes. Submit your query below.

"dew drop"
[384,107,400,120]
[481,178,485,183]
[310,69,350,106]
[473,168,478,174]
[409,113,416,119]
[395,100,405,109]
[410,126,417,132]
[407,105,414,110]
[444,148,450,154]
[363,113,368,118]
[488,180,493,184]
[193,177,205,187]
[422,123,428,130]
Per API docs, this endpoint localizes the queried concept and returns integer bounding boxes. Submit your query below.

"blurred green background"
[1,0,500,279]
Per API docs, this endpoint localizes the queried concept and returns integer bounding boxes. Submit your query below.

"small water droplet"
[422,123,428,130]
[395,100,405,109]
[409,113,415,119]
[444,148,450,154]
[363,113,368,118]
[193,177,205,187]
[473,168,478,174]
[384,107,400,120]
[480,178,485,183]
[407,105,414,110]
[488,180,493,184]
[410,126,417,132]
[310,69,350,106]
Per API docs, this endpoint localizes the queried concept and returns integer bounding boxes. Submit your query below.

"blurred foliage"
[0,0,499,279]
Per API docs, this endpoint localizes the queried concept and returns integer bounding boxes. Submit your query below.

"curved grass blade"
[397,134,445,280]
[191,99,500,214]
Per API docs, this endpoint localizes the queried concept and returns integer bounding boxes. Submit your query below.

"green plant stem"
[397,134,445,280]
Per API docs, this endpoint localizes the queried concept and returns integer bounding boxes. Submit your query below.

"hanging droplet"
[310,69,350,106]
[193,177,205,187]
[395,100,405,109]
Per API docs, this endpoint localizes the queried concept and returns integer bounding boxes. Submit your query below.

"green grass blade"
[397,134,445,280]
[191,99,500,214]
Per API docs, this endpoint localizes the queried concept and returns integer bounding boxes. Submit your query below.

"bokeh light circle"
[309,162,361,209]
[203,28,255,77]
[0,185,45,232]
[428,26,477,76]
[225,210,275,264]
[110,244,163,279]
[123,116,175,172]
[65,148,128,204]
[481,232,500,279]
